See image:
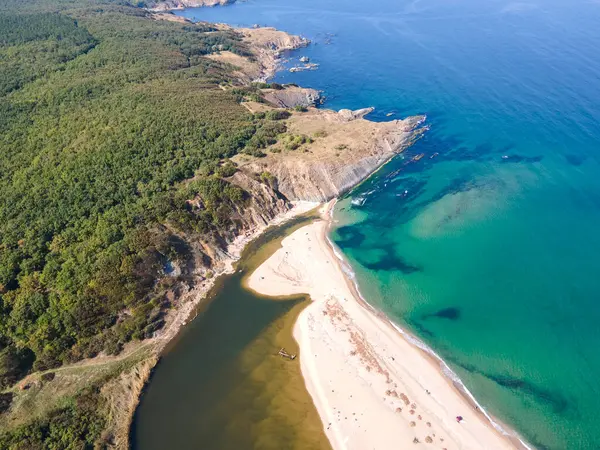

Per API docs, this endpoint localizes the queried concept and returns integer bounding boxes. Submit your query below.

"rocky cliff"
[147,0,232,11]
[235,108,427,203]
[174,172,293,279]
[262,86,322,108]
[203,26,309,82]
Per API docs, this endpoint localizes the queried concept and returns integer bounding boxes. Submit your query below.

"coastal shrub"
[294,105,308,112]
[244,121,287,152]
[265,109,291,120]
[259,171,277,188]
[41,372,56,382]
[0,345,34,389]
[216,160,238,178]
[313,129,328,138]
[247,93,263,103]
[282,134,313,150]
[251,82,270,89]
[0,393,13,414]
[243,147,267,157]
[0,389,106,449]
[231,86,263,103]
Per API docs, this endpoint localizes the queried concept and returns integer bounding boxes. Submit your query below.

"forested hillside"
[0,0,289,446]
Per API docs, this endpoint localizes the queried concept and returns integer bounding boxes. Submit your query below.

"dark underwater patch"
[487,374,570,414]
[409,320,435,339]
[333,226,366,248]
[447,356,571,415]
[565,154,586,166]
[408,175,476,216]
[500,154,544,163]
[360,247,422,274]
[441,140,498,162]
[423,307,461,321]
[448,357,479,374]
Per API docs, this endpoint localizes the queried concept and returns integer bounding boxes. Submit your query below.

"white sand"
[157,200,319,347]
[247,203,520,450]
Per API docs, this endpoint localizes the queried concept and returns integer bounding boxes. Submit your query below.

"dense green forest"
[0,1,287,443]
[0,387,106,449]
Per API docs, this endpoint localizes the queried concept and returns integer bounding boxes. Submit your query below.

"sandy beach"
[247,202,520,450]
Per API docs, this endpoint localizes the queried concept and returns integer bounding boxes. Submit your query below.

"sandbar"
[247,202,521,450]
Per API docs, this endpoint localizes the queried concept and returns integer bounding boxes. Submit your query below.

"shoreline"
[248,201,529,450]
[152,200,320,353]
[150,9,310,83]
[323,203,532,450]
[130,7,424,447]
[122,201,318,446]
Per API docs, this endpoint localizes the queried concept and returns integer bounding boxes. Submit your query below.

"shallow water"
[176,0,600,448]
[132,215,330,450]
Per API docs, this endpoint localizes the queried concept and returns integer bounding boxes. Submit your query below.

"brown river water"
[131,213,330,450]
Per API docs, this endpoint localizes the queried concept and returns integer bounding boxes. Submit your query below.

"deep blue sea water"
[177,1,600,448]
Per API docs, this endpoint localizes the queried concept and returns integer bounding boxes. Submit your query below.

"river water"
[132,214,330,450]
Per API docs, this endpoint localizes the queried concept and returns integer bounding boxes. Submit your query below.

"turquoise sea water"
[177,1,600,448]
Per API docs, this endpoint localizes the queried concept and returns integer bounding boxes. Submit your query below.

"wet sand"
[247,203,520,450]
[132,211,330,450]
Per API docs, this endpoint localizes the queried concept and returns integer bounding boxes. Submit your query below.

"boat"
[413,153,425,161]
[278,348,296,360]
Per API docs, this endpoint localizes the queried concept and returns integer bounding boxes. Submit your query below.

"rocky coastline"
[122,9,427,450]
[146,0,234,12]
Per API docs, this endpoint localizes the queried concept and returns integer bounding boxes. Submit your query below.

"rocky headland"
[207,25,310,82]
[234,107,426,202]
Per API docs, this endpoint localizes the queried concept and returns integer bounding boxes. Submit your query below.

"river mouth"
[131,212,331,450]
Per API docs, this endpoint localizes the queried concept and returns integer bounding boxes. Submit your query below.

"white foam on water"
[325,205,532,450]
[388,321,533,450]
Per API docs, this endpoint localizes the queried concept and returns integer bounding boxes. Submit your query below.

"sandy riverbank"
[153,200,319,350]
[247,202,522,450]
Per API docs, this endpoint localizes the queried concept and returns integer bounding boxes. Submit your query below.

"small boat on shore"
[278,348,296,360]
